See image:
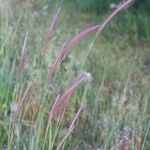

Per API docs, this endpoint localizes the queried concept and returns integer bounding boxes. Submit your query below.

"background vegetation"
[0,0,149,149]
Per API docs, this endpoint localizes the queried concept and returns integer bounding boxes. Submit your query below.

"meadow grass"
[0,0,150,149]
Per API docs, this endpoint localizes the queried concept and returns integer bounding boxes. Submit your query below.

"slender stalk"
[13,82,32,125]
[41,7,61,55]
[18,32,28,80]
[57,105,83,150]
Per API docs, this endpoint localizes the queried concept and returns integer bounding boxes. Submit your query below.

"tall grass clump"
[0,0,150,149]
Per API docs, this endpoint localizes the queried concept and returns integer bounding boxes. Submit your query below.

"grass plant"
[0,0,149,149]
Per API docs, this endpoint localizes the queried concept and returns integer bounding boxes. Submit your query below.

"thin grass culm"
[13,82,32,125]
[57,104,83,150]
[41,7,61,56]
[18,32,29,80]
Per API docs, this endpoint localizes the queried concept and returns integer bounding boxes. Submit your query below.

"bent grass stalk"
[46,25,100,86]
[80,0,134,71]
[46,0,134,86]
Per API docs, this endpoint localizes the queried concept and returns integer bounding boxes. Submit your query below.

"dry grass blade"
[18,32,29,80]
[42,7,61,55]
[69,104,83,129]
[57,126,75,150]
[57,104,83,150]
[46,25,99,86]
